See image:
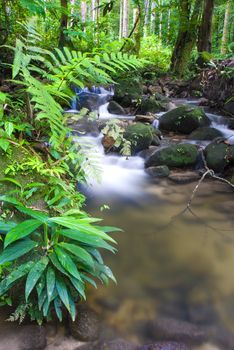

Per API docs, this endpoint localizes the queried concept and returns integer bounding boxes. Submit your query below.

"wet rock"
[78,338,138,350]
[146,317,206,345]
[145,144,198,169]
[188,127,223,141]
[146,165,170,178]
[135,115,155,124]
[204,139,234,172]
[124,123,154,153]
[102,135,116,150]
[137,146,159,159]
[77,92,107,111]
[198,98,210,106]
[69,304,100,342]
[108,101,126,115]
[151,136,161,146]
[138,97,163,115]
[73,117,99,135]
[168,171,200,184]
[113,75,143,108]
[224,99,234,116]
[140,342,191,350]
[159,105,210,134]
[0,324,46,350]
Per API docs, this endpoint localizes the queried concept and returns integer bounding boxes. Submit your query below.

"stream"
[72,89,234,349]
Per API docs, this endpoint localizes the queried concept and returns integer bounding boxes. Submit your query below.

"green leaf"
[49,252,69,276]
[0,239,37,264]
[0,261,34,296]
[56,277,70,311]
[69,276,86,300]
[58,242,94,268]
[55,246,81,280]
[54,297,62,321]
[4,122,14,137]
[0,220,17,233]
[0,178,22,188]
[0,139,10,152]
[49,217,116,243]
[4,219,42,248]
[61,229,116,252]
[25,257,49,300]
[15,205,49,223]
[68,294,76,321]
[46,267,55,303]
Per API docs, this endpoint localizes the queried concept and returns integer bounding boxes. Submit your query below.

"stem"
[44,223,49,248]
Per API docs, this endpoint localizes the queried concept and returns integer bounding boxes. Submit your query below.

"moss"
[124,123,154,153]
[145,143,198,168]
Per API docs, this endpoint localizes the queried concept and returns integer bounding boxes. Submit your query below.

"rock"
[138,97,163,115]
[77,92,107,111]
[159,105,210,134]
[198,98,210,106]
[102,135,116,150]
[73,117,99,135]
[69,304,100,342]
[151,135,161,146]
[137,146,159,159]
[168,171,200,184]
[145,165,170,178]
[145,144,198,169]
[124,123,154,153]
[146,317,206,345]
[188,127,223,141]
[140,342,191,350]
[108,101,126,115]
[114,75,143,108]
[135,115,155,124]
[224,99,234,116]
[204,139,234,172]
[78,338,138,350]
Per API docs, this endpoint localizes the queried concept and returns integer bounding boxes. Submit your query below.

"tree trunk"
[119,0,123,39]
[81,1,87,23]
[221,0,231,54]
[197,0,214,53]
[170,0,203,77]
[58,0,68,48]
[122,0,129,37]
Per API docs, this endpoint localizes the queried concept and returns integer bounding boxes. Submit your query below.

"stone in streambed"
[78,338,139,350]
[69,304,100,341]
[188,127,223,141]
[168,171,200,184]
[146,165,170,178]
[135,115,155,124]
[204,139,234,172]
[124,123,154,153]
[145,144,198,169]
[108,101,126,115]
[159,105,210,134]
[140,342,191,350]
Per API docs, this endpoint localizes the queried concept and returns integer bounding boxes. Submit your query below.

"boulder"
[140,342,191,350]
[108,101,126,115]
[124,123,154,153]
[73,117,99,135]
[78,339,138,350]
[138,97,163,115]
[188,127,223,141]
[114,75,143,108]
[224,99,234,116]
[145,317,206,345]
[204,139,234,172]
[145,165,170,178]
[151,136,161,146]
[145,144,198,169]
[77,92,107,111]
[159,105,210,134]
[69,304,100,341]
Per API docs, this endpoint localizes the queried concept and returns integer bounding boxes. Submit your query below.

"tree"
[58,0,68,47]
[197,0,214,54]
[170,0,203,76]
[221,0,231,54]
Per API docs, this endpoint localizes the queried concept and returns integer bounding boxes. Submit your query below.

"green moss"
[124,123,154,153]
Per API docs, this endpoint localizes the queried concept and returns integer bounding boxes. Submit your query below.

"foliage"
[0,196,120,323]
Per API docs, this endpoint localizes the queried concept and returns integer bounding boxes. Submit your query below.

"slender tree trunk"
[167,8,171,43]
[91,0,96,21]
[221,0,231,54]
[119,0,123,39]
[58,0,68,47]
[150,1,156,34]
[170,0,203,77]
[122,0,129,37]
[197,0,214,53]
[81,1,87,23]
[158,0,162,39]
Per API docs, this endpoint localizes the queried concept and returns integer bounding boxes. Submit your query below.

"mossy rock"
[113,74,143,107]
[205,141,234,172]
[124,123,154,153]
[188,127,223,141]
[138,97,163,114]
[159,105,210,134]
[145,144,199,168]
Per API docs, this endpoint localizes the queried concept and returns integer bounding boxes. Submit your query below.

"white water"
[98,102,134,120]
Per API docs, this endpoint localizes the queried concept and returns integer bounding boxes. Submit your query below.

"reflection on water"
[87,179,234,349]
